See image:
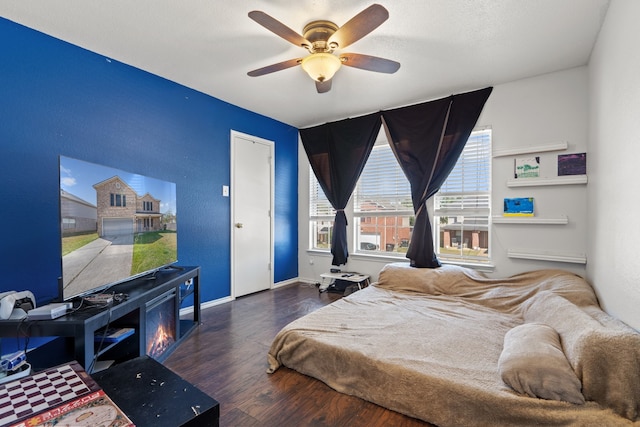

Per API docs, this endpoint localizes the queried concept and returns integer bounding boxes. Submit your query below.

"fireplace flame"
[147,312,175,358]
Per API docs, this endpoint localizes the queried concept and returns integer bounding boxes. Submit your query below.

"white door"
[231,131,274,297]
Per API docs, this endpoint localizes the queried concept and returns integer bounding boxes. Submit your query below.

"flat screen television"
[59,155,178,301]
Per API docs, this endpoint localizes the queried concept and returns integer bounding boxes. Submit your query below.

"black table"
[93,356,219,427]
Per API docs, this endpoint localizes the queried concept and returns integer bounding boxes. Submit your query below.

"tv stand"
[0,266,200,373]
[143,265,184,281]
[162,265,185,271]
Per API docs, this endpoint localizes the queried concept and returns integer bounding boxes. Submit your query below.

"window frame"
[432,127,492,265]
[308,169,336,251]
[110,193,126,207]
[352,139,414,257]
[307,127,492,268]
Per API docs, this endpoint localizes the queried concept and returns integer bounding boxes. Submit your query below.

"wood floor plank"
[165,283,433,426]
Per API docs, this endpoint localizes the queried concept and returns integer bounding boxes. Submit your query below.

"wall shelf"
[492,215,568,225]
[493,141,568,158]
[507,175,587,187]
[507,249,586,264]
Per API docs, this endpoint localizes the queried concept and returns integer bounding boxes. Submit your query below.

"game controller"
[0,291,36,320]
[0,292,16,319]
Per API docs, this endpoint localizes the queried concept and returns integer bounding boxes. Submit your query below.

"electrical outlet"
[222,185,229,197]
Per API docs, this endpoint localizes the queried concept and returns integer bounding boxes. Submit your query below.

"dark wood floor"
[165,282,433,426]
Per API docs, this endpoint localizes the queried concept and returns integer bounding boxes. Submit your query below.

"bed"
[267,264,640,426]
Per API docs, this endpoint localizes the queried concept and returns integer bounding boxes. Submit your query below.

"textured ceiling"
[0,0,610,128]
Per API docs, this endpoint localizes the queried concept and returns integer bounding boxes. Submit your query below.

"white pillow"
[498,323,585,405]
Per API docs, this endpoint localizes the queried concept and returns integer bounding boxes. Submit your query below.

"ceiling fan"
[247,4,400,93]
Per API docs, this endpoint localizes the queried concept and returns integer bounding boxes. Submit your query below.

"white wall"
[484,67,589,279]
[587,0,640,330]
[298,67,590,284]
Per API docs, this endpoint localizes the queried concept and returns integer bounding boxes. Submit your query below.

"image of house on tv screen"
[59,156,178,299]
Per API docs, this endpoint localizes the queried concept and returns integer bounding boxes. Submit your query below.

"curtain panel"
[300,112,382,265]
[381,87,493,267]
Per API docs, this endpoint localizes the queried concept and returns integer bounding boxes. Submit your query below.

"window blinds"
[354,144,413,216]
[434,128,491,216]
[309,166,335,218]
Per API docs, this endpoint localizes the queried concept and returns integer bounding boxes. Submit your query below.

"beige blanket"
[267,264,640,426]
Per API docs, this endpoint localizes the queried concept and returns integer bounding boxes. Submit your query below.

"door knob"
[235,223,243,228]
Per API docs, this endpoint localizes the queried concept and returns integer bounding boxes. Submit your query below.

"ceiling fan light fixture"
[301,53,341,82]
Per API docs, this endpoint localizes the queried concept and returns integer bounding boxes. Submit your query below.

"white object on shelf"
[507,175,587,187]
[492,215,569,224]
[493,141,568,158]
[507,249,586,264]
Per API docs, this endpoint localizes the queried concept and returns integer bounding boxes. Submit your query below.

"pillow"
[498,323,585,405]
[522,291,640,419]
[375,263,478,294]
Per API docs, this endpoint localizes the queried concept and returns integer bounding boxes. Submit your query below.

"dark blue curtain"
[381,87,493,268]
[300,112,382,265]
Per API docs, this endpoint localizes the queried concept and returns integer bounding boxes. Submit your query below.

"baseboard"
[181,280,319,315]
[180,295,234,316]
[273,278,305,288]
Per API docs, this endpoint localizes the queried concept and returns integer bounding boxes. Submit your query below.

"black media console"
[0,266,200,372]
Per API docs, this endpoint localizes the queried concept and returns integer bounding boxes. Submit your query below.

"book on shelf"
[503,197,534,216]
[514,156,540,178]
[558,152,587,176]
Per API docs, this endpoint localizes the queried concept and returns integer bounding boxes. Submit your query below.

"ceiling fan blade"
[248,11,311,49]
[247,58,302,77]
[328,4,389,49]
[315,79,332,93]
[340,53,400,74]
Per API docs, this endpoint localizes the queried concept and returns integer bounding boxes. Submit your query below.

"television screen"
[59,156,177,300]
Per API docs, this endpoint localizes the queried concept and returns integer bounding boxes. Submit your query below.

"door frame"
[230,130,275,298]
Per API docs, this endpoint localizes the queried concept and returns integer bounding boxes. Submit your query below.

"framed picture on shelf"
[558,152,587,176]
[514,157,540,178]
[503,197,534,216]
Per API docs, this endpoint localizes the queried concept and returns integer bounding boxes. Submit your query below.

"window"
[353,143,413,255]
[110,193,126,207]
[62,217,76,230]
[307,139,414,256]
[433,128,492,263]
[309,171,335,250]
[308,128,491,264]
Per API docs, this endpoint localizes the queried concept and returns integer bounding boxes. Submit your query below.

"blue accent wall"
[0,18,299,306]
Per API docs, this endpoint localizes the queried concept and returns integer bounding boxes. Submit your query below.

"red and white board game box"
[0,360,133,427]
